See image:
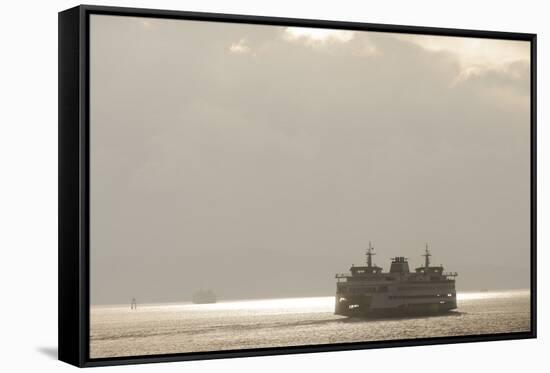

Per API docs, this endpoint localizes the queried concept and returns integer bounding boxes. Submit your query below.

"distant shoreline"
[91,288,530,309]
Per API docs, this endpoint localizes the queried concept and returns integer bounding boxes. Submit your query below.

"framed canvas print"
[58,5,537,367]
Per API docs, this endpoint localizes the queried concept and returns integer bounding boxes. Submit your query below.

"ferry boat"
[192,289,217,304]
[335,244,457,317]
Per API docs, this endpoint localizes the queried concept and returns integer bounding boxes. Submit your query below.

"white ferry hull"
[335,293,457,317]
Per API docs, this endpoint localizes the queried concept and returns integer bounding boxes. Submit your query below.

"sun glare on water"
[457,289,529,301]
[93,290,529,315]
[161,296,334,314]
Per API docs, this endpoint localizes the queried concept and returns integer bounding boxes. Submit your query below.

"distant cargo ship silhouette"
[335,243,458,317]
[192,289,217,304]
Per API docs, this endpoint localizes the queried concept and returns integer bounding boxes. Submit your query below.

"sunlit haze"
[90,16,530,305]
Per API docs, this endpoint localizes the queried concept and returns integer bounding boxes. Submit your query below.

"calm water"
[90,289,530,358]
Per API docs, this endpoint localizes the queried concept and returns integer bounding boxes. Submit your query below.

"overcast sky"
[89,15,531,305]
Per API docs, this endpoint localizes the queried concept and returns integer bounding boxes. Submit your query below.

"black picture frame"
[59,4,537,368]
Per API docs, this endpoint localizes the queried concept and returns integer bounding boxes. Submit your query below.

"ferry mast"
[366,241,375,268]
[422,243,431,268]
